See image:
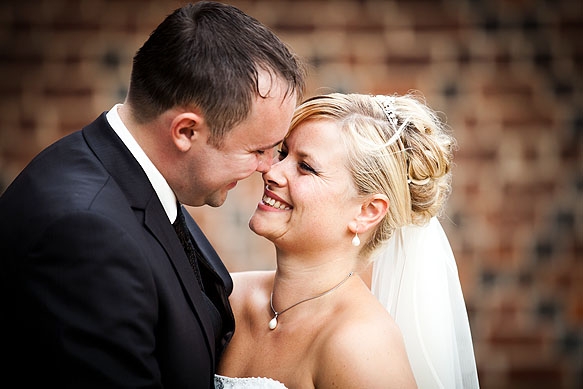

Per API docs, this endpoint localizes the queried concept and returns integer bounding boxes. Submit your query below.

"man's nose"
[256,151,274,173]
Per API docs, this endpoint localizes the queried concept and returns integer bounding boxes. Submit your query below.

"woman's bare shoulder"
[315,295,417,388]
[230,270,275,286]
[229,270,275,310]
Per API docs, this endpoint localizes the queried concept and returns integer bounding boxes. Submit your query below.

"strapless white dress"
[214,374,287,388]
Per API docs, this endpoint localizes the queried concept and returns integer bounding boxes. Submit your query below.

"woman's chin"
[248,218,278,243]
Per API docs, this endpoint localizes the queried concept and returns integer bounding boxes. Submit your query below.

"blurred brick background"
[0,0,581,387]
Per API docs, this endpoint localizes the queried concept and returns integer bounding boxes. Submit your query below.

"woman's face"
[249,118,362,254]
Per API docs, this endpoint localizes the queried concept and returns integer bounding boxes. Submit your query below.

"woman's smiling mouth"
[262,194,291,210]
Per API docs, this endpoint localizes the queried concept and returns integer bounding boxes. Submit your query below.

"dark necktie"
[172,204,224,351]
[173,205,205,292]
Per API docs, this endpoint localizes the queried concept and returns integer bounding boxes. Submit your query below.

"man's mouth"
[262,194,291,210]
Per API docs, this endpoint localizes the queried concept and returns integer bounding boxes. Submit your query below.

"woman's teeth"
[262,195,291,210]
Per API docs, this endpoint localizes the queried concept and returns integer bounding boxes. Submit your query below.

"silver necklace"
[268,272,354,330]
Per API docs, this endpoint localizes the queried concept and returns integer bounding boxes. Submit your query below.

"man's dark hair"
[128,1,306,144]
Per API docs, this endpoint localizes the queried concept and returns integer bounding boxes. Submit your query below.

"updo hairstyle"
[288,92,455,255]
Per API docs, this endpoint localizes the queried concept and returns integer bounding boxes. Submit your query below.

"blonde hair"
[289,92,455,255]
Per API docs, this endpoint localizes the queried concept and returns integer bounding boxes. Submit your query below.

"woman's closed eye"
[299,161,317,174]
[277,148,318,175]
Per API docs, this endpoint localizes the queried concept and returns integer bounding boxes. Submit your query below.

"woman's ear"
[171,112,204,152]
[350,194,389,234]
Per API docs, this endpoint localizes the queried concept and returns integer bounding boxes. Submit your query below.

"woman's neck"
[270,251,359,312]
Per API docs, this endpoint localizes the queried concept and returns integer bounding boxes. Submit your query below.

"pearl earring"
[352,230,361,247]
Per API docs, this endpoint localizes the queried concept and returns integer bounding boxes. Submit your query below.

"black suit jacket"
[0,113,234,388]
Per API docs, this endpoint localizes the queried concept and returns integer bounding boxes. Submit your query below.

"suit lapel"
[143,200,216,358]
[82,113,216,362]
[183,210,233,294]
[182,208,235,355]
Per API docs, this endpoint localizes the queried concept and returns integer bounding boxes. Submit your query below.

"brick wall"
[1,0,581,387]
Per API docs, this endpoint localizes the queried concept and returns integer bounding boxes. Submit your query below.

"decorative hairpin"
[373,95,409,147]
[373,95,428,185]
[374,95,398,129]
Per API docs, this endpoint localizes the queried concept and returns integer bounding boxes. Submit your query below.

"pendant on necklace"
[269,315,278,330]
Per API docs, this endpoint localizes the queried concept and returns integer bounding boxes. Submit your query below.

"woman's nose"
[262,156,286,186]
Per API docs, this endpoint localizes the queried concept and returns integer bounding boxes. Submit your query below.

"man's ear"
[349,194,389,234]
[171,112,205,152]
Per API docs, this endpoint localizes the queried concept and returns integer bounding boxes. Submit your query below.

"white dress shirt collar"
[106,104,178,223]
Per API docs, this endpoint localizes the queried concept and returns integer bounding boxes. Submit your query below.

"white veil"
[371,217,479,388]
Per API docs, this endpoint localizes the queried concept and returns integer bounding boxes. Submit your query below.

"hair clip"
[374,95,398,129]
[373,95,409,146]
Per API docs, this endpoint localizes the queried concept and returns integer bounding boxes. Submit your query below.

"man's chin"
[206,192,228,208]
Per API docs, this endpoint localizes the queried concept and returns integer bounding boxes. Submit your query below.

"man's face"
[182,71,297,207]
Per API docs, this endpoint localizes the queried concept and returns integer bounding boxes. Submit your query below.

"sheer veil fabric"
[371,217,480,388]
